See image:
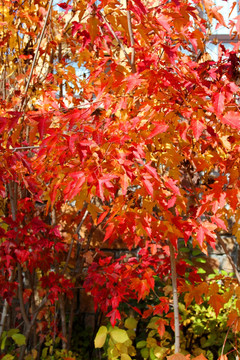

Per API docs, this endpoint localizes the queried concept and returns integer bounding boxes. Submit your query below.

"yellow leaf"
[94,326,108,348]
[121,354,132,360]
[110,328,129,343]
[124,317,138,330]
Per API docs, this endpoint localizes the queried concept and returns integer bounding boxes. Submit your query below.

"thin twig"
[20,0,54,112]
[12,146,40,151]
[100,12,134,72]
[221,318,235,358]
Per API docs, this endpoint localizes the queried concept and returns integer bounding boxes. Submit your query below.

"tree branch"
[216,233,240,285]
[100,12,135,72]
[20,0,54,112]
[126,0,136,73]
[61,206,89,275]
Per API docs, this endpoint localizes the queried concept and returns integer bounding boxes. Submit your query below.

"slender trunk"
[67,289,77,350]
[0,300,9,337]
[169,241,180,353]
[59,294,67,350]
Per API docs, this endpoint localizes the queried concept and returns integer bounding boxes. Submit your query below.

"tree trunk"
[169,241,180,353]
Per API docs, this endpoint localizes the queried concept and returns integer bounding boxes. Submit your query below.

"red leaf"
[165,178,180,196]
[167,196,176,209]
[191,119,205,140]
[221,111,240,129]
[148,123,169,139]
[145,163,159,180]
[106,309,121,326]
[157,15,171,32]
[97,210,109,225]
[125,74,142,93]
[143,179,153,197]
[156,318,167,338]
[132,0,147,14]
[211,215,227,231]
[213,92,225,116]
[104,223,115,242]
[196,226,205,247]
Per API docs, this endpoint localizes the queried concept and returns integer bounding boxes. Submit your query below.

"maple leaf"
[103,223,115,242]
[125,74,142,93]
[143,178,154,197]
[211,215,227,231]
[193,355,208,360]
[156,318,167,338]
[165,178,180,196]
[208,293,225,316]
[213,92,225,116]
[191,119,205,140]
[132,0,147,14]
[147,123,169,139]
[196,225,205,247]
[221,111,240,129]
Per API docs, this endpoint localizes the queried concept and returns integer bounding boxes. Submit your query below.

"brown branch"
[59,294,67,350]
[8,183,31,329]
[216,233,240,285]
[61,206,89,275]
[17,264,31,328]
[20,0,54,112]
[126,1,136,73]
[100,12,135,72]
[12,146,40,152]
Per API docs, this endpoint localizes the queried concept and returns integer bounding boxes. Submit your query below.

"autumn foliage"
[1,0,240,359]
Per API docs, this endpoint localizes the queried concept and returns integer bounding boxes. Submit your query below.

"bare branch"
[61,206,89,275]
[17,264,31,328]
[12,146,40,152]
[20,0,54,112]
[126,0,136,73]
[100,12,135,72]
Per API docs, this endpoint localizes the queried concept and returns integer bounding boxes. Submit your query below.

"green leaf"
[196,258,206,263]
[197,268,206,274]
[136,340,147,349]
[141,347,149,358]
[94,326,108,348]
[192,249,202,256]
[12,333,26,346]
[1,336,7,351]
[110,328,129,343]
[124,317,138,330]
[7,329,19,337]
[180,247,190,253]
[184,259,193,266]
[1,355,14,360]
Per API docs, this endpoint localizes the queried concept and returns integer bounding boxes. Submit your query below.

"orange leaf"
[193,355,208,360]
[167,353,188,360]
